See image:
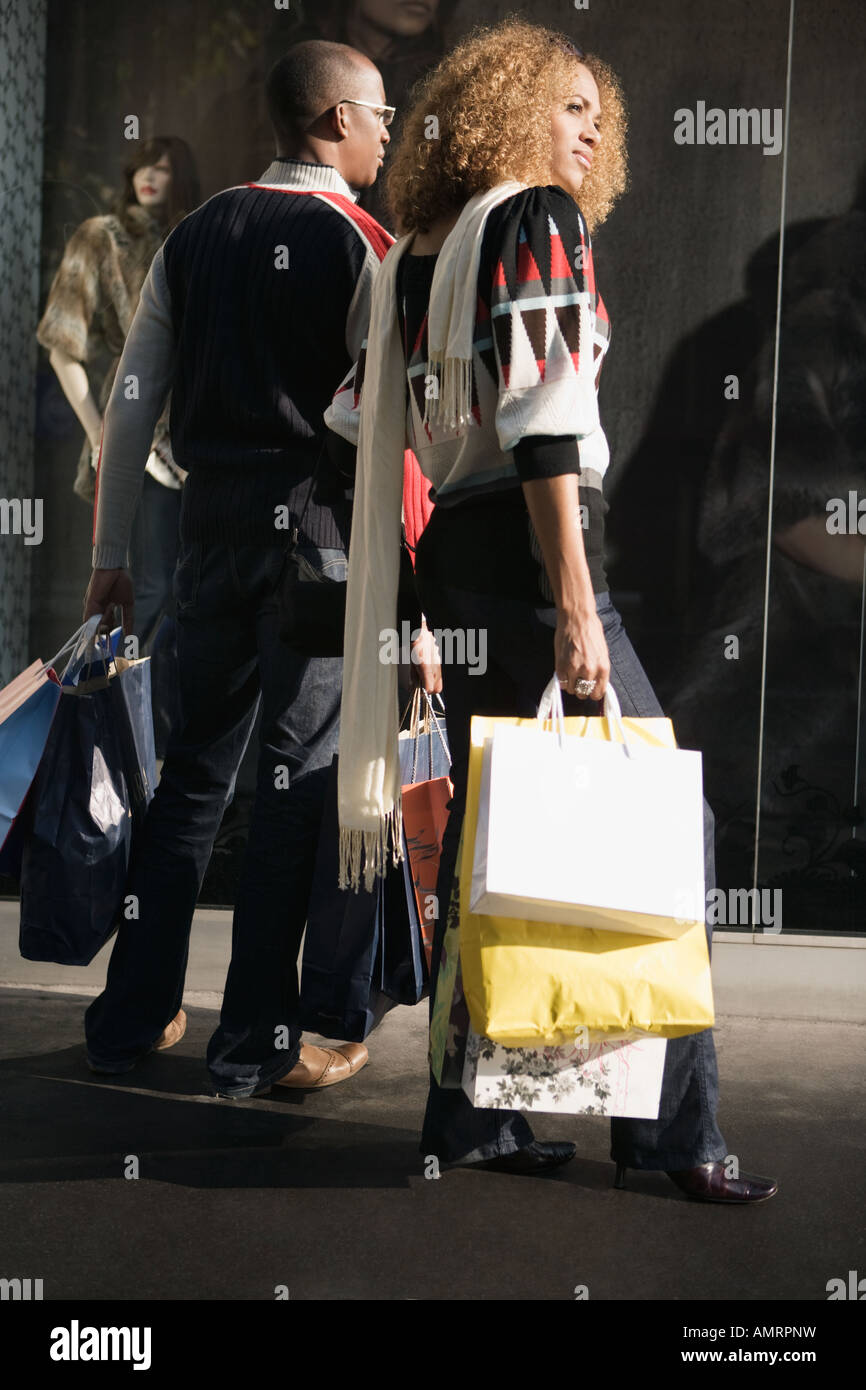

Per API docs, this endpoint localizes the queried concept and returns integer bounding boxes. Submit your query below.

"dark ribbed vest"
[161,184,370,548]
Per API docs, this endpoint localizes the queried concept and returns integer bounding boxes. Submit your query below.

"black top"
[396,249,609,599]
[161,183,367,550]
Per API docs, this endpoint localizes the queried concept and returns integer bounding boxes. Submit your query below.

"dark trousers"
[129,473,184,756]
[85,538,346,1096]
[415,571,729,1171]
[129,473,182,647]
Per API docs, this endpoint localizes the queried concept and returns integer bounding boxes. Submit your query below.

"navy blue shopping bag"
[299,755,398,1041]
[18,624,157,966]
[300,758,431,1041]
[300,695,450,1039]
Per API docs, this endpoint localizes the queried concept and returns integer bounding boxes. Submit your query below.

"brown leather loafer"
[87,1008,187,1075]
[270,1042,369,1091]
[153,1008,187,1052]
[665,1161,778,1203]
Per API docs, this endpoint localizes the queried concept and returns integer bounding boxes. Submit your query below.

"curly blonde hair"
[385,19,629,235]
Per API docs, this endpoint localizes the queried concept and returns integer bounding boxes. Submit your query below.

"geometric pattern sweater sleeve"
[326,184,611,504]
[479,184,611,451]
[325,184,612,593]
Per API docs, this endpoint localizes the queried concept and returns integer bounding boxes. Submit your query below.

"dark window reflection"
[664,181,866,934]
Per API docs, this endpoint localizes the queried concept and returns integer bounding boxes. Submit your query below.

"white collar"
[256,159,358,202]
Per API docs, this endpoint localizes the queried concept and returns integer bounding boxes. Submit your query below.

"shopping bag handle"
[537,676,632,757]
[400,688,428,742]
[401,687,451,780]
[420,689,450,764]
[42,615,118,688]
[42,616,102,679]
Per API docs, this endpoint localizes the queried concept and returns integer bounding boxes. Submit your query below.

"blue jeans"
[129,474,184,755]
[84,538,347,1096]
[129,473,182,647]
[415,578,728,1171]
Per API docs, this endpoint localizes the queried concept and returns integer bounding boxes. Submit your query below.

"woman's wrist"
[521,474,596,615]
[553,550,596,616]
[558,599,598,634]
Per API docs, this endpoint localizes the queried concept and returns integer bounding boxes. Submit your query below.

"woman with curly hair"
[327,20,777,1201]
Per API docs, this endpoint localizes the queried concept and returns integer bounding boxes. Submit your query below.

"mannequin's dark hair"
[115,136,201,232]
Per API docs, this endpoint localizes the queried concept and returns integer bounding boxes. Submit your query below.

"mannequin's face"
[550,64,602,198]
[132,156,173,209]
[358,0,438,39]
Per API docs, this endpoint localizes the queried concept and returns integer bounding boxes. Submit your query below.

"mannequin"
[45,147,180,473]
[38,135,200,750]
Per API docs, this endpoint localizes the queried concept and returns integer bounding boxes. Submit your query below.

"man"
[82,40,393,1097]
[293,0,459,226]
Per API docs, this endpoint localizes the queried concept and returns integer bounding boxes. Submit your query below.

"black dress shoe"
[472,1140,577,1175]
[614,1160,778,1203]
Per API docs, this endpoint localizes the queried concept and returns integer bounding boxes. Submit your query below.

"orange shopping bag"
[401,775,452,970]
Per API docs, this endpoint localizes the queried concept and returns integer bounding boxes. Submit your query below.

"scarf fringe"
[338,798,404,894]
[423,354,474,434]
[340,188,524,892]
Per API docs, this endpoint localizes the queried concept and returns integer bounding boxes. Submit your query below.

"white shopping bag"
[469,677,705,937]
[462,1028,667,1117]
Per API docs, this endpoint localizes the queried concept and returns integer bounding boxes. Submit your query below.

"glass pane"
[755,0,866,935]
[592,2,792,934]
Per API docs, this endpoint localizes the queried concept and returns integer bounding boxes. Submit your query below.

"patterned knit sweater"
[326,184,612,595]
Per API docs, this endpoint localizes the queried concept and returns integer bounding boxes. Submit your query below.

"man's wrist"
[92,545,130,570]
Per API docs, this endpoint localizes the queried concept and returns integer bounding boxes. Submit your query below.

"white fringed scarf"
[337,182,526,892]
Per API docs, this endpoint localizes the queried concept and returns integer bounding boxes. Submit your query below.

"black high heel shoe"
[614,1160,778,1203]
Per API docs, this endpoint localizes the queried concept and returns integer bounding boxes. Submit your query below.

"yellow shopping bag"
[459,708,715,1048]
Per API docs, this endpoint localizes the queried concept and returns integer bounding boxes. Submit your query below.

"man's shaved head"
[266,40,377,145]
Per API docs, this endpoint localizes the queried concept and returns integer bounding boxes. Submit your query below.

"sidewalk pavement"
[0,904,862,1301]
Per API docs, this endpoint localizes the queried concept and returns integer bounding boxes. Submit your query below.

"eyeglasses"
[336,98,396,127]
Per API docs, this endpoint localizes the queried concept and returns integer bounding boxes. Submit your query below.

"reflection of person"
[305,1,455,84]
[330,20,777,1201]
[80,42,391,1096]
[37,137,200,650]
[669,199,866,925]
